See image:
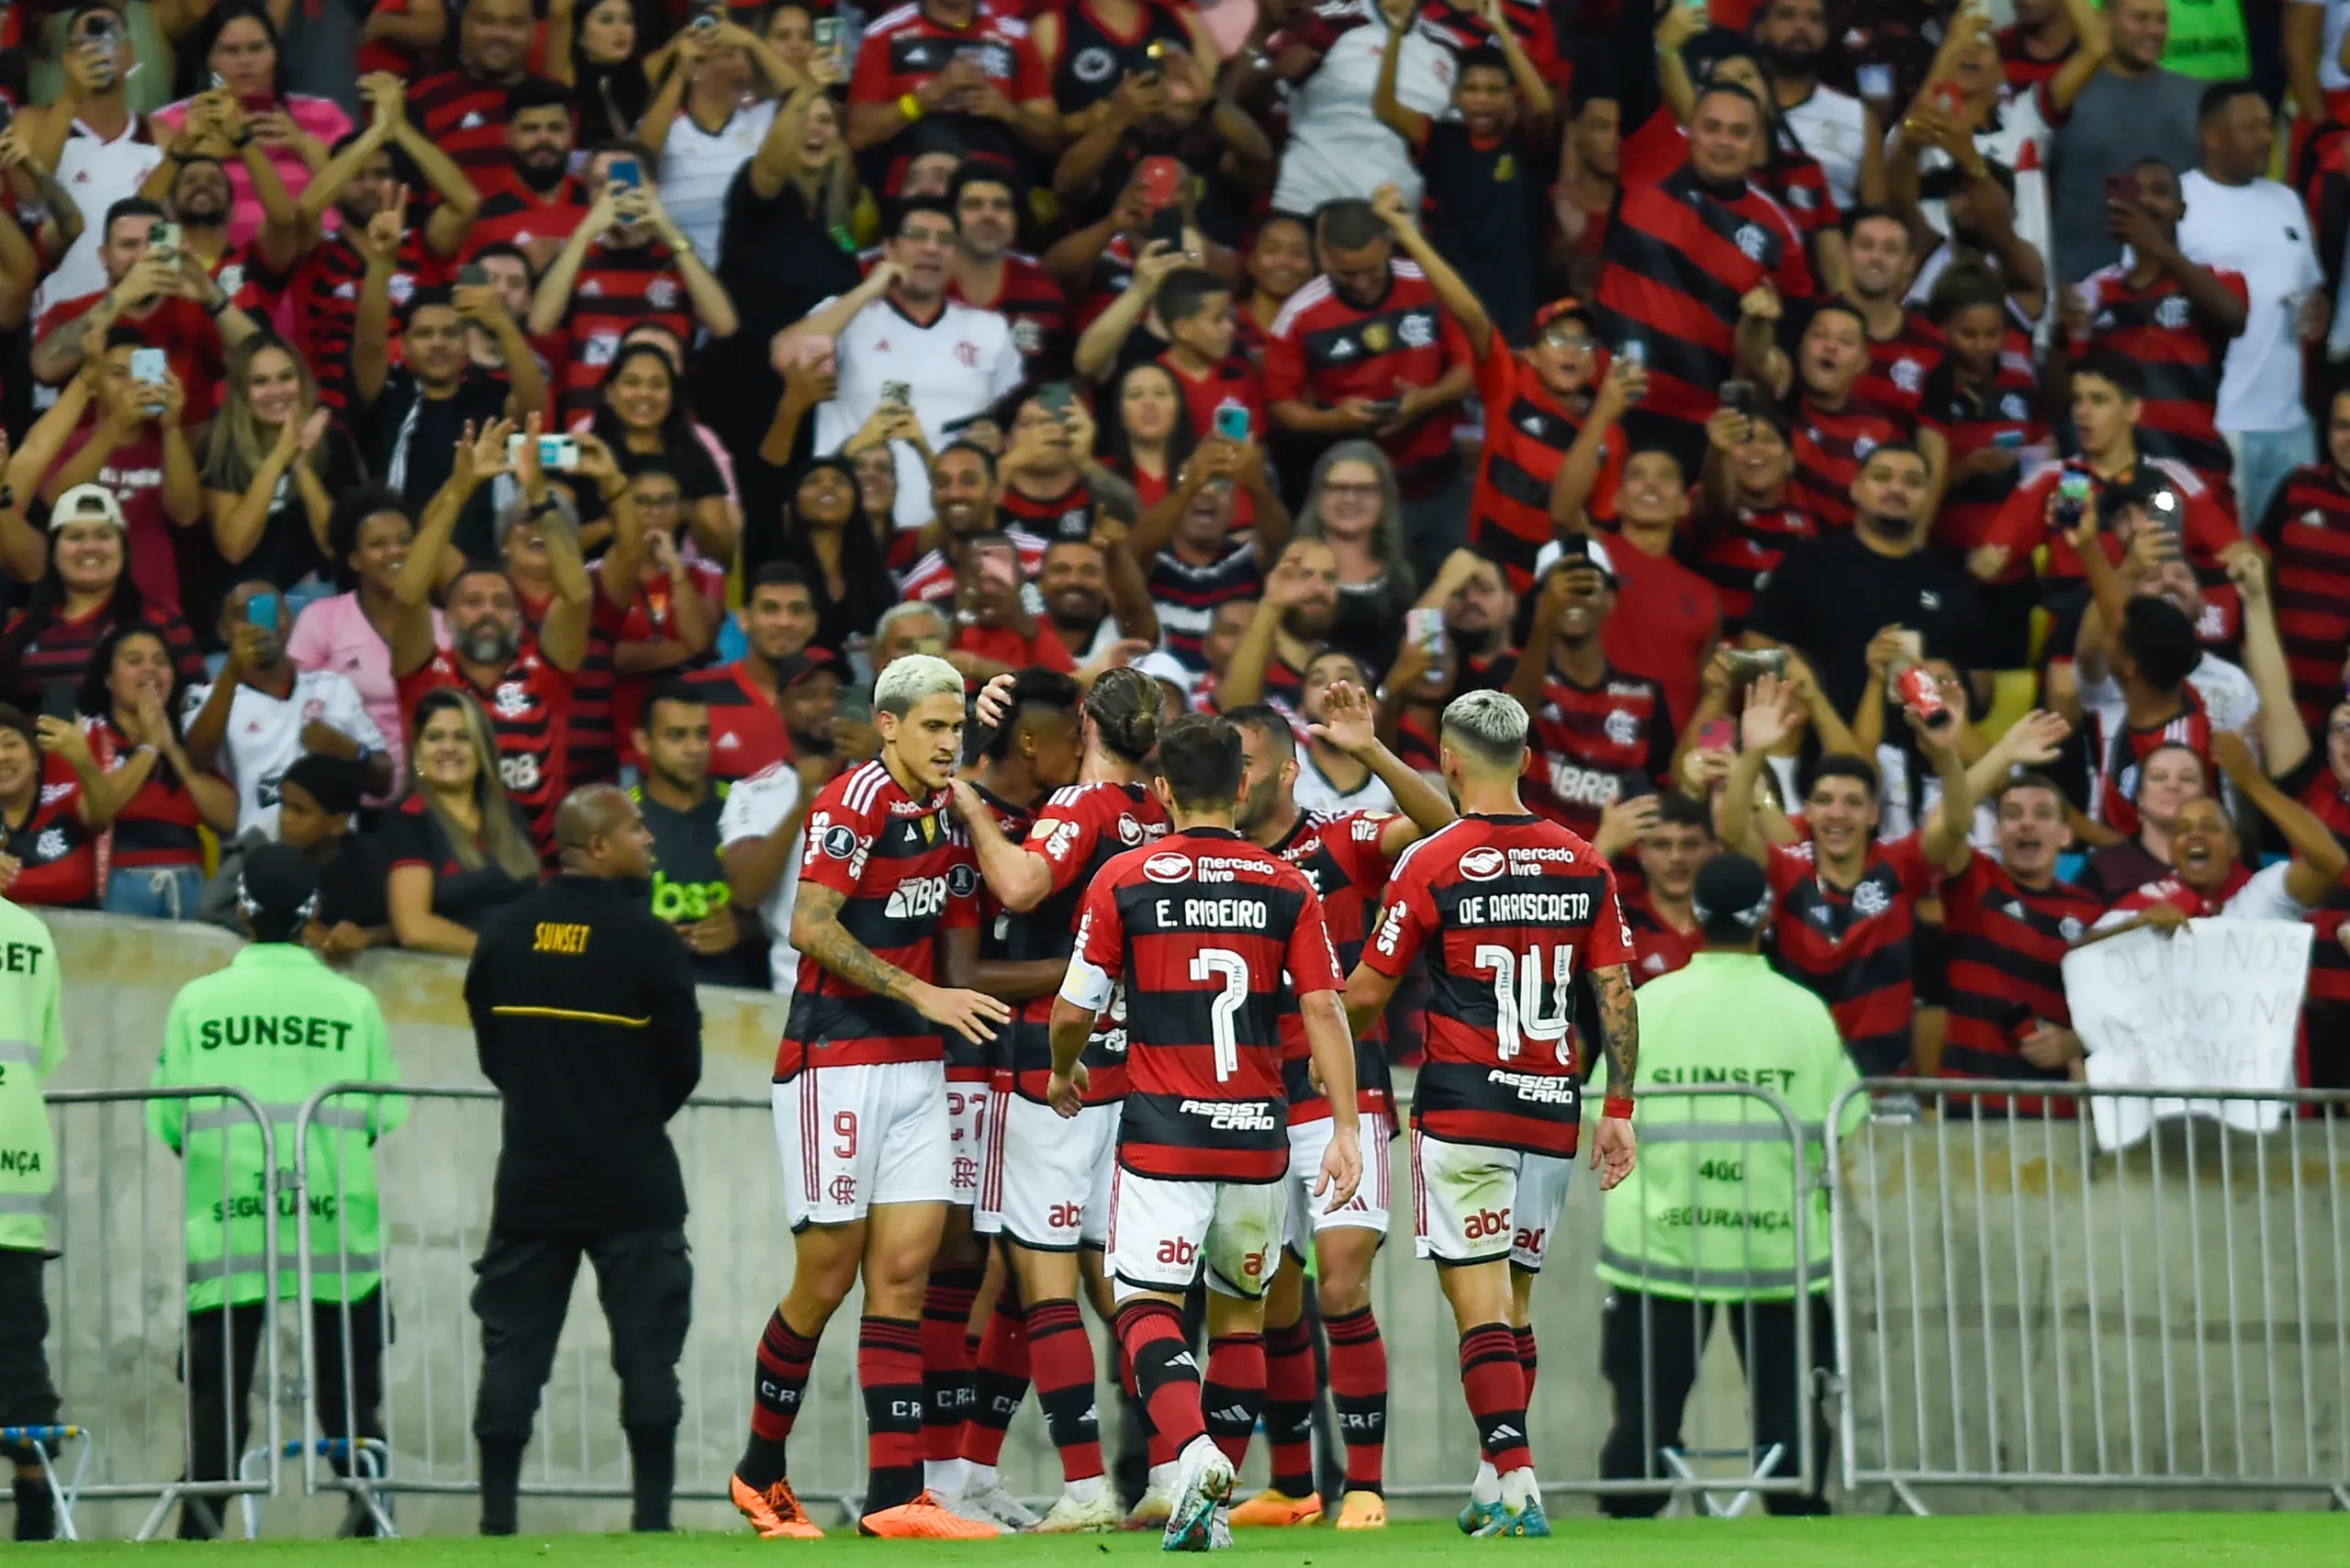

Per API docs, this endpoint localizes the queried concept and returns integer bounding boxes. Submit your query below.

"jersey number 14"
[1474,944,1575,1063]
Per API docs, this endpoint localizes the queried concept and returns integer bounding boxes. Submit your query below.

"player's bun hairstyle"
[1156,713,1245,812]
[874,653,965,719]
[1085,665,1162,765]
[1439,689,1529,769]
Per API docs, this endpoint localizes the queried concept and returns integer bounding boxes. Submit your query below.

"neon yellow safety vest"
[1591,951,1864,1303]
[149,942,406,1312]
[0,900,66,1253]
[2157,0,2249,82]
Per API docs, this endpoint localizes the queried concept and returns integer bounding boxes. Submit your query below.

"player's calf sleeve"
[920,1264,982,1463]
[1115,1298,1207,1458]
[963,1297,1029,1468]
[738,1308,820,1489]
[1202,1332,1265,1471]
[858,1316,925,1514]
[1261,1316,1318,1496]
[1026,1297,1105,1481]
[1513,1323,1539,1407]
[1459,1322,1533,1476]
[1325,1305,1388,1494]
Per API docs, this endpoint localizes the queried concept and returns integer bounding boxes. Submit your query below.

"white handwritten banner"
[2060,919,2312,1151]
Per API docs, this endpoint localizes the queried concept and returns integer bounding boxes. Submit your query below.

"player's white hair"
[1440,689,1529,767]
[874,653,966,718]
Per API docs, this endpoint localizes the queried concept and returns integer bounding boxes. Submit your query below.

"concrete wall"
[24,913,2348,1537]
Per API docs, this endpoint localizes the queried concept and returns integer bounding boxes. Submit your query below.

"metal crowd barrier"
[1827,1079,2350,1514]
[40,1086,282,1541]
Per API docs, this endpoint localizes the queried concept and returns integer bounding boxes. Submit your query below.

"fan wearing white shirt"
[2087,749,2348,936]
[181,582,394,838]
[2177,82,2330,528]
[782,196,1026,532]
[1755,0,1877,214]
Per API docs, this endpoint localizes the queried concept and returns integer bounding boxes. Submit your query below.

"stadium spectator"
[75,622,237,918]
[637,18,811,269]
[1291,442,1415,678]
[464,76,590,272]
[16,3,167,326]
[151,2,352,242]
[1624,790,1717,986]
[550,0,654,148]
[844,0,1059,199]
[197,335,364,621]
[630,682,758,986]
[0,482,205,712]
[383,687,541,956]
[406,0,535,177]
[2044,0,2203,285]
[286,494,445,791]
[0,702,113,909]
[274,753,390,960]
[2092,730,2348,928]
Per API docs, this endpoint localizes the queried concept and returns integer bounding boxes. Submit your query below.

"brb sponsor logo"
[885,874,953,920]
[1462,1204,1514,1241]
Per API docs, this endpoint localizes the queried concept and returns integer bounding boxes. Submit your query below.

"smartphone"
[688,0,722,29]
[1147,203,1186,249]
[1365,396,1403,420]
[1718,378,1757,417]
[2144,485,2187,544]
[147,219,179,261]
[1619,338,1646,368]
[129,346,168,386]
[207,71,228,92]
[1931,81,1964,114]
[38,681,77,727]
[977,543,1019,590]
[880,379,912,406]
[1213,399,1251,442]
[1038,381,1076,416]
[2105,171,2136,207]
[1892,627,1925,663]
[1695,717,1736,754]
[246,591,281,634]
[609,156,642,190]
[457,262,489,287]
[1404,606,1446,659]
[814,16,841,50]
[1992,428,2025,450]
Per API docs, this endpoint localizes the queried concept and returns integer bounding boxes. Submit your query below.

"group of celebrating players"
[722,650,1638,1547]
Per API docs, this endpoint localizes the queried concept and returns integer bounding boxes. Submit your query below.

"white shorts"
[995,1096,1120,1251]
[972,1078,1013,1236]
[1409,1130,1574,1271]
[1283,1112,1394,1259]
[946,1070,990,1209]
[1106,1166,1285,1303]
[772,1061,951,1229]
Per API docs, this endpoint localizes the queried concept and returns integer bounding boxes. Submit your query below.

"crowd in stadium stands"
[0,0,2346,1105]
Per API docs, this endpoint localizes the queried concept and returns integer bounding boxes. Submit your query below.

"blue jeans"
[2226,420,2314,533]
[104,863,206,920]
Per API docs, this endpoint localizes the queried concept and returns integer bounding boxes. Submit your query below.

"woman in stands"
[0,700,138,911]
[1292,441,1415,676]
[549,0,655,150]
[587,343,733,558]
[382,689,540,958]
[152,0,353,240]
[777,457,894,656]
[0,487,205,711]
[73,623,239,919]
[200,335,364,622]
[285,491,446,794]
[1098,360,1194,514]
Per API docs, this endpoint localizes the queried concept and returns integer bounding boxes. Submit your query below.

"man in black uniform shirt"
[464,784,703,1536]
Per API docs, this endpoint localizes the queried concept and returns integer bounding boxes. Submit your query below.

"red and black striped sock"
[1115,1299,1206,1459]
[961,1298,1028,1468]
[1513,1324,1539,1407]
[1202,1332,1265,1471]
[919,1264,982,1463]
[1261,1316,1318,1496]
[737,1308,819,1489]
[1459,1323,1532,1476]
[857,1316,924,1514]
[1325,1305,1387,1495]
[1027,1297,1104,1482]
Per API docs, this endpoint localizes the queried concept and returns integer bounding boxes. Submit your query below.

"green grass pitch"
[28,1515,2349,1566]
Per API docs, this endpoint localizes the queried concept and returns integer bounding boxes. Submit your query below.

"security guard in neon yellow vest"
[0,896,66,1540]
[149,844,404,1540]
[1589,854,1863,1517]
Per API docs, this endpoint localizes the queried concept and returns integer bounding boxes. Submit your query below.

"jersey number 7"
[1191,947,1249,1081]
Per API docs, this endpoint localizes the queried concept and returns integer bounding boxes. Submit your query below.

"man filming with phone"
[31,199,258,421]
[16,2,163,327]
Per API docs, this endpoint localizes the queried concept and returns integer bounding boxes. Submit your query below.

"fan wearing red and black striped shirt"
[1625,791,1714,987]
[1780,301,1925,532]
[2058,160,2248,513]
[1836,207,1942,431]
[1722,672,1975,1074]
[525,147,743,429]
[949,166,1070,374]
[1689,404,1818,630]
[460,77,593,273]
[404,0,536,181]
[1935,769,2104,1113]
[2254,386,2350,734]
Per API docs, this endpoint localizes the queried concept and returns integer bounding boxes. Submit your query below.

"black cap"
[1692,854,1772,938]
[238,842,320,934]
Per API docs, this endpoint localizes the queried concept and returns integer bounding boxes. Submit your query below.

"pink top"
[285,590,447,795]
[151,95,353,248]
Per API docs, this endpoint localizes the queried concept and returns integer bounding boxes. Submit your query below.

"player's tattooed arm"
[1593,962,1639,1091]
[789,883,920,1002]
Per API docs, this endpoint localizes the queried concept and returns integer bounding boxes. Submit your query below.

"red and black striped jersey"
[1919,337,2043,554]
[777,760,980,1076]
[685,660,793,782]
[1591,162,1817,431]
[968,782,1034,968]
[847,2,1052,192]
[1263,260,1475,486]
[1469,322,1624,592]
[1524,666,1674,841]
[1696,501,1819,628]
[1147,538,1261,667]
[2255,464,2350,734]
[464,173,592,261]
[1364,813,1634,1158]
[1855,310,1942,428]
[2092,685,2212,834]
[1005,779,1169,1103]
[2301,887,2350,1092]
[1267,808,1400,1124]
[262,227,448,412]
[548,240,699,426]
[1763,832,1934,1075]
[1416,0,1566,83]
[408,67,524,177]
[1754,143,1841,252]
[998,475,1103,543]
[2280,751,2350,848]
[396,644,576,853]
[1069,826,1339,1182]
[2077,263,2248,511]
[1625,890,1702,987]
[1938,855,2102,1114]
[953,251,1068,369]
[1788,394,1908,531]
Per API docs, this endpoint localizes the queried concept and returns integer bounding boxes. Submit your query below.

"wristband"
[1603,1095,1636,1121]
[233,129,256,149]
[204,293,230,317]
[900,91,924,122]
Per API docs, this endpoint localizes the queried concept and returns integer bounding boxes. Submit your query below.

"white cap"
[50,484,126,532]
[1531,533,1617,582]
[1133,648,1197,699]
